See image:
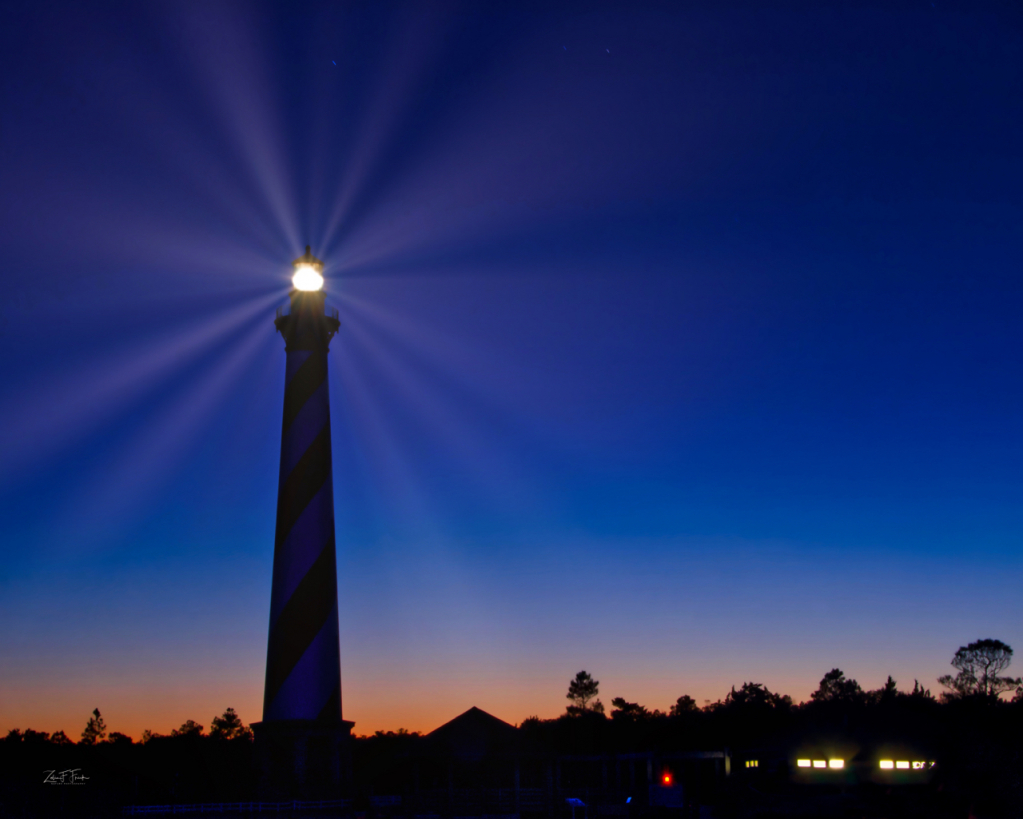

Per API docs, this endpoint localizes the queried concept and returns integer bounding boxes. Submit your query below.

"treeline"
[0,707,258,816]
[558,638,1022,721]
[506,640,1022,766]
[350,645,1022,759]
[4,706,252,748]
[512,667,1014,756]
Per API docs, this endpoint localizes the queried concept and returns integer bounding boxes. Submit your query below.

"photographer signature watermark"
[43,769,89,785]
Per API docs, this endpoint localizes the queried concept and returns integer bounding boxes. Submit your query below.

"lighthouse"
[253,247,352,797]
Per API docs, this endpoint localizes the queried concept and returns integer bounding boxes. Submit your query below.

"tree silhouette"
[670,695,699,716]
[610,698,649,721]
[725,682,791,710]
[938,639,1020,699]
[870,675,899,704]
[171,720,205,737]
[810,669,864,703]
[210,707,252,741]
[566,670,604,715]
[80,708,107,745]
[909,679,934,700]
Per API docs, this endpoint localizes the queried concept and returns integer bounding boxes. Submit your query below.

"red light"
[662,773,672,785]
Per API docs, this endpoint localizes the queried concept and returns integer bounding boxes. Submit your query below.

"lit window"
[797,760,811,768]
[828,760,844,769]
[896,761,909,769]
[745,760,758,768]
[879,761,894,770]
[912,761,924,770]
[813,760,826,769]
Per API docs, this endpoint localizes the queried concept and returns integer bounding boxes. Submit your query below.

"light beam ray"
[156,4,301,252]
[329,292,549,535]
[0,290,283,489]
[328,320,434,536]
[43,314,276,557]
[318,6,457,255]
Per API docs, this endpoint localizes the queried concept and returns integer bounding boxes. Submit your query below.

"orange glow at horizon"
[1,659,946,741]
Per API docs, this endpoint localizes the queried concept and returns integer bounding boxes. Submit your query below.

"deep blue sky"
[1,0,1021,736]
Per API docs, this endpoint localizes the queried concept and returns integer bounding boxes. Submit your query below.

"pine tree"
[80,709,107,745]
[566,670,604,715]
[209,707,252,741]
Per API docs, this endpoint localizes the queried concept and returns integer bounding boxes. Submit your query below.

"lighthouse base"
[252,719,354,800]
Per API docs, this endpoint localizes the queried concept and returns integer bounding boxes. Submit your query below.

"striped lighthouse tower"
[254,247,352,798]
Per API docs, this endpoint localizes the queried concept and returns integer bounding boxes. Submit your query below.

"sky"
[1,0,1022,740]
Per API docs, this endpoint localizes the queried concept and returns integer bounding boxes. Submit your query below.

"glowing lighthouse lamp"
[292,246,324,291]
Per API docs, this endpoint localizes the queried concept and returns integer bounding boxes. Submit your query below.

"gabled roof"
[423,706,520,760]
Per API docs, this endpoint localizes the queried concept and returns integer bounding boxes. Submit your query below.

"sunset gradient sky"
[1,0,1022,739]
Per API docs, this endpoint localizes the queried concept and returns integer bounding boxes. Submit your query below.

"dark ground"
[3,694,1021,818]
